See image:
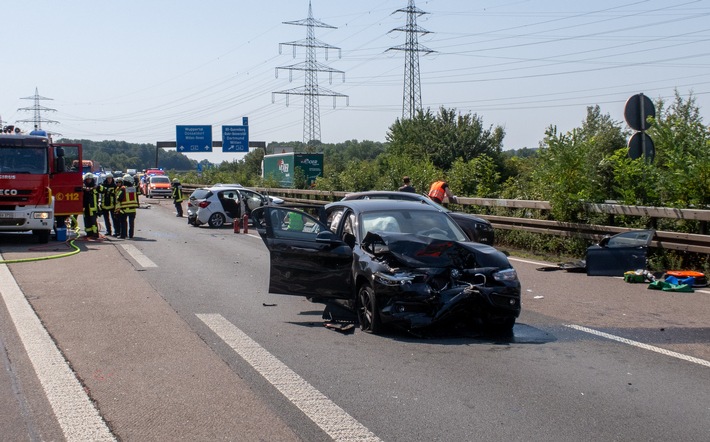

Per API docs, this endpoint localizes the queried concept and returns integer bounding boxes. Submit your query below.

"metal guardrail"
[182,185,710,254]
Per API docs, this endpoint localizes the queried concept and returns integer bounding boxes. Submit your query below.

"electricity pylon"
[17,87,59,132]
[387,0,434,120]
[273,1,348,146]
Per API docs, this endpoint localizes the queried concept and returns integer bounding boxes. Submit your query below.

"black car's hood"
[361,231,510,270]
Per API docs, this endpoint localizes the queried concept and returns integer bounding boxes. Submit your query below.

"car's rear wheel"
[208,212,226,228]
[357,284,381,334]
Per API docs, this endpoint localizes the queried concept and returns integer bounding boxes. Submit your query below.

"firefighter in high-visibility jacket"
[82,173,100,238]
[115,174,139,239]
[171,178,185,217]
[98,173,117,236]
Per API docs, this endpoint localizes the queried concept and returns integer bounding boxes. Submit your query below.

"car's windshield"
[359,209,467,241]
[0,146,47,174]
[151,176,170,184]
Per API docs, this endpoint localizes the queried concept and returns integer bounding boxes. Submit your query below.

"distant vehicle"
[126,168,137,176]
[188,185,275,227]
[144,168,164,176]
[144,175,172,198]
[251,199,521,333]
[72,159,102,175]
[342,191,495,245]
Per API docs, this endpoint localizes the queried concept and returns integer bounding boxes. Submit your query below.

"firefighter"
[171,178,184,217]
[115,174,139,239]
[98,173,117,236]
[82,173,100,238]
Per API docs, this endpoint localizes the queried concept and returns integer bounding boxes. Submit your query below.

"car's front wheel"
[34,229,50,244]
[357,284,381,333]
[485,316,515,333]
[208,212,226,228]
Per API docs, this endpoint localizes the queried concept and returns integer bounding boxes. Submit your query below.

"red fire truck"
[0,127,83,243]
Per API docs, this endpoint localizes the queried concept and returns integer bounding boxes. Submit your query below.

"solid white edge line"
[565,324,710,368]
[0,258,114,441]
[197,313,382,442]
[508,257,552,267]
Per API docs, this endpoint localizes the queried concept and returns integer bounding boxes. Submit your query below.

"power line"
[387,0,434,120]
[272,1,348,146]
[17,87,60,135]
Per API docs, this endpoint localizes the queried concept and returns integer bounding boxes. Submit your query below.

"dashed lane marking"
[0,255,115,441]
[565,324,710,368]
[120,244,157,268]
[197,313,382,442]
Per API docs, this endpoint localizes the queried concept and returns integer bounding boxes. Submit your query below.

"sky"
[2,0,709,163]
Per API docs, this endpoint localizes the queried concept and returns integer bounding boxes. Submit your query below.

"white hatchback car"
[188,186,278,228]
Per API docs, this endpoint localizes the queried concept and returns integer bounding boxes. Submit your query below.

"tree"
[647,91,710,208]
[386,107,505,171]
[531,106,628,221]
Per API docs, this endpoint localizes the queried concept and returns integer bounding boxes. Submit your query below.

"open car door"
[586,229,655,276]
[251,206,353,299]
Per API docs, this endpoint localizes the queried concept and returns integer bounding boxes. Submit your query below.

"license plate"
[0,213,13,218]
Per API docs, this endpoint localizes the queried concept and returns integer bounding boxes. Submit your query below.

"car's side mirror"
[316,230,342,245]
[598,235,611,247]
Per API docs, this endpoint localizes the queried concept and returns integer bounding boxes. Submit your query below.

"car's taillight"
[198,201,211,208]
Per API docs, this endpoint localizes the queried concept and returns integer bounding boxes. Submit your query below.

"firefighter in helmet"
[171,178,184,217]
[98,173,117,236]
[115,174,139,239]
[82,173,100,238]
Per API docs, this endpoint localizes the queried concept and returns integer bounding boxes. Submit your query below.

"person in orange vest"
[428,180,458,204]
[115,174,139,239]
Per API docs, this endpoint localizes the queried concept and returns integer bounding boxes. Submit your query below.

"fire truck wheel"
[34,230,50,244]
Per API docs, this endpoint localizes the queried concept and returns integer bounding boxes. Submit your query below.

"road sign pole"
[639,93,648,163]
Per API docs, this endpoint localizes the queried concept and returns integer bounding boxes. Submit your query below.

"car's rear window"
[190,189,210,199]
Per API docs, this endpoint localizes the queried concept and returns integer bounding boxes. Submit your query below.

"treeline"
[57,139,197,172]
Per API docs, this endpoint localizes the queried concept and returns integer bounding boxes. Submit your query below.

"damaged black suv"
[251,200,521,334]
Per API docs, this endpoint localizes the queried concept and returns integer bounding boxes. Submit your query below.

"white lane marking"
[509,257,554,267]
[120,244,157,268]
[0,257,114,441]
[565,324,710,368]
[197,313,382,442]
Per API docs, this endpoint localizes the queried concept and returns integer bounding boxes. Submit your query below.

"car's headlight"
[374,271,416,286]
[33,211,51,220]
[493,268,518,282]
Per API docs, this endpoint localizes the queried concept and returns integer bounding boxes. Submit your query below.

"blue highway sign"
[222,125,249,153]
[177,125,213,152]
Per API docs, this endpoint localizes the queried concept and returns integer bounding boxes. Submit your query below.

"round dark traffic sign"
[628,131,655,162]
[624,93,655,131]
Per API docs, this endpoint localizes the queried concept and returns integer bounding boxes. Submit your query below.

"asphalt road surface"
[1,197,709,441]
